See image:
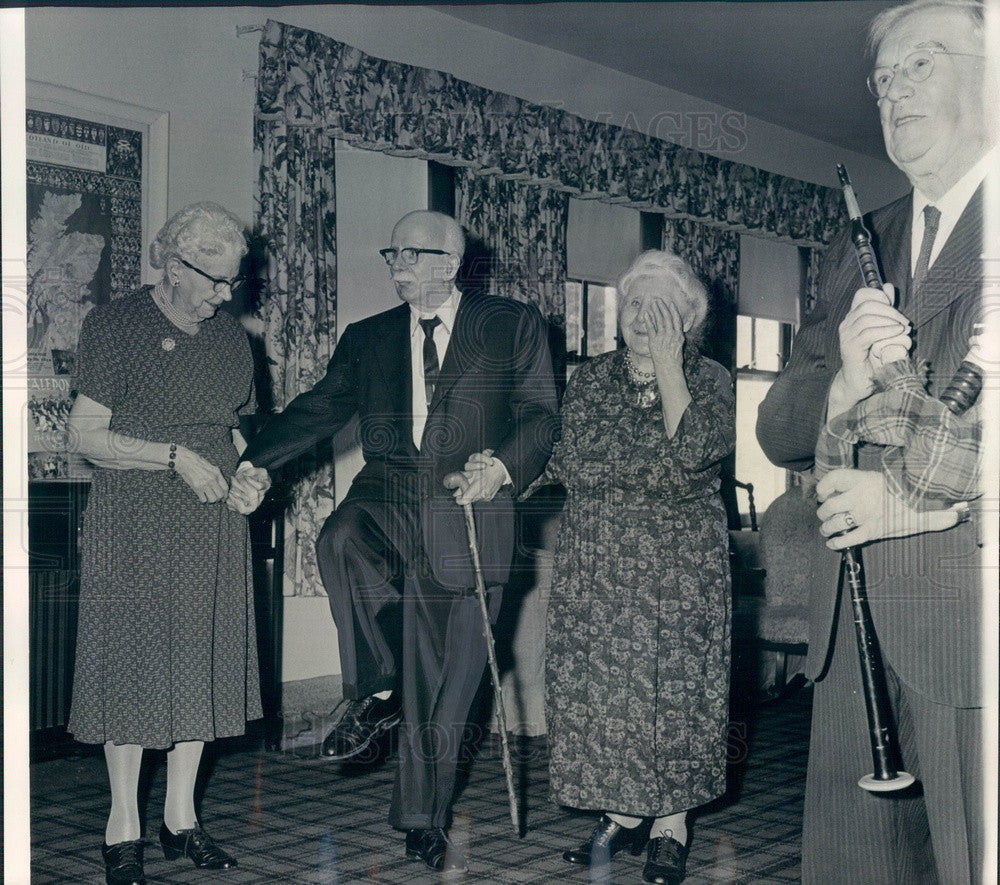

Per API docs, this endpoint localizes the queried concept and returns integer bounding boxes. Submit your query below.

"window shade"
[567,198,641,285]
[738,234,802,324]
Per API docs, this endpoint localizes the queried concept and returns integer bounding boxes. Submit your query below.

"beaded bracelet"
[168,443,177,471]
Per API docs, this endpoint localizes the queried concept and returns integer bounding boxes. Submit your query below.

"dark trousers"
[802,594,983,884]
[315,480,500,830]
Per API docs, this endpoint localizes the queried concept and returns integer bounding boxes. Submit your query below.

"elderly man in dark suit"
[240,210,558,872]
[756,1,994,881]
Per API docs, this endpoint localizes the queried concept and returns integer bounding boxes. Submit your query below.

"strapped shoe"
[642,836,688,885]
[563,814,647,865]
[159,822,237,869]
[405,827,468,873]
[101,840,145,885]
[321,694,402,761]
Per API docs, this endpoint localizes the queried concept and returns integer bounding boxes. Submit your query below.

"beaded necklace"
[624,349,656,381]
[152,281,200,335]
[624,349,658,408]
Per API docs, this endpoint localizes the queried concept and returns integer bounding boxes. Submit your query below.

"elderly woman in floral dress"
[67,202,270,885]
[544,250,735,885]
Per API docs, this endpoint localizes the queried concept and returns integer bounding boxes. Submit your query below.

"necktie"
[911,204,941,296]
[419,316,442,407]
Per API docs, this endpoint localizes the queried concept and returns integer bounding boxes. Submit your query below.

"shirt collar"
[409,287,461,335]
[912,145,997,222]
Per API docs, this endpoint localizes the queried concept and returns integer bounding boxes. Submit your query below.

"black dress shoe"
[405,828,425,858]
[563,815,647,865]
[159,822,237,869]
[642,836,688,884]
[101,840,145,885]
[405,827,468,873]
[321,694,402,761]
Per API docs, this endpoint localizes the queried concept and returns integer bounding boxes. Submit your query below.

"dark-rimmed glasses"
[379,247,451,267]
[177,256,245,294]
[867,48,986,99]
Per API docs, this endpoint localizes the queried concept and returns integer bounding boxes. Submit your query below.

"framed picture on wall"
[24,82,167,481]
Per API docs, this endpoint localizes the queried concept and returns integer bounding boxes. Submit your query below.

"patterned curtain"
[254,119,337,597]
[253,18,840,595]
[454,170,569,325]
[662,217,740,370]
[256,19,845,248]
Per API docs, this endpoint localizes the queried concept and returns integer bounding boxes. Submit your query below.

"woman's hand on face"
[173,446,229,504]
[644,297,685,368]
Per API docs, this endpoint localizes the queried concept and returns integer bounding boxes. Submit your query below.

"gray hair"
[867,0,985,56]
[617,249,709,350]
[149,202,248,271]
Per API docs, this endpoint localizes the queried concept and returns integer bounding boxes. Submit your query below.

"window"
[734,315,792,520]
[565,279,618,371]
[564,199,649,377]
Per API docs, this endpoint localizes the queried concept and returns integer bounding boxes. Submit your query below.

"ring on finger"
[844,511,857,529]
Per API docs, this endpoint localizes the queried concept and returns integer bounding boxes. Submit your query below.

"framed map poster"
[25,83,167,480]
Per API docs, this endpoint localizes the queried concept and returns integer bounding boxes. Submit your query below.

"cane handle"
[443,471,471,493]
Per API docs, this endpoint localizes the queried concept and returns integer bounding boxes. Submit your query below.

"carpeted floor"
[29,680,810,884]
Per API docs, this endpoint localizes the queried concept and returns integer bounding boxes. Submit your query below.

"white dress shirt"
[408,289,513,490]
[410,289,461,449]
[910,146,997,275]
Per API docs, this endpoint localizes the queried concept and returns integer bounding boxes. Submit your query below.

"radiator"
[29,569,80,731]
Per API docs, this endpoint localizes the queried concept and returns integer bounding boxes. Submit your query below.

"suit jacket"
[243,292,559,590]
[756,185,986,708]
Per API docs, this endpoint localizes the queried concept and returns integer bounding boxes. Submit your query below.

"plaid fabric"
[815,359,981,510]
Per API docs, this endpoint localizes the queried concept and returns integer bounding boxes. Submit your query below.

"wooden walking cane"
[442,472,521,836]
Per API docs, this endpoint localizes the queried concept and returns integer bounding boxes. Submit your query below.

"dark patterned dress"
[68,288,263,749]
[545,349,735,816]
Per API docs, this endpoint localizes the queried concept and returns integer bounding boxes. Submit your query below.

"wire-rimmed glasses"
[867,48,986,99]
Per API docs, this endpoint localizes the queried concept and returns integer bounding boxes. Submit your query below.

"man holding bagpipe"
[756,0,996,881]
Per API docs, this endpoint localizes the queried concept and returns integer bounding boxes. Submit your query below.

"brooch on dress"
[634,385,658,409]
[161,337,176,351]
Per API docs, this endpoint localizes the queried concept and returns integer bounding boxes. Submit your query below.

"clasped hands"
[172,446,270,513]
[227,462,271,514]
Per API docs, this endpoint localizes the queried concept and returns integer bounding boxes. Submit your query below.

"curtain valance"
[256,19,844,247]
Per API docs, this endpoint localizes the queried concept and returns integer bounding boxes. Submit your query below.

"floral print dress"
[545,348,735,816]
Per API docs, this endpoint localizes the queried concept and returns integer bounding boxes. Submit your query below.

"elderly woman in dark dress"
[67,202,270,885]
[545,250,735,884]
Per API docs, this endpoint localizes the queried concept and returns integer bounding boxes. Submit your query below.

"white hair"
[617,249,709,349]
[867,0,985,57]
[149,202,248,270]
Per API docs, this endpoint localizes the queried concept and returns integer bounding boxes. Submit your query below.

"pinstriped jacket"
[242,291,559,591]
[756,184,987,708]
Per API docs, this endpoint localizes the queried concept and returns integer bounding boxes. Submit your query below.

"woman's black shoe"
[642,836,688,884]
[101,840,145,885]
[159,822,237,869]
[563,815,647,865]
